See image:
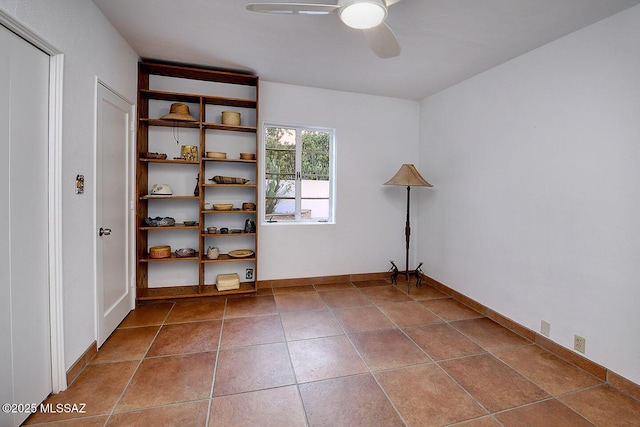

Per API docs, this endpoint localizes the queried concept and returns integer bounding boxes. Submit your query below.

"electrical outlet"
[540,320,551,337]
[574,335,586,354]
[245,268,254,280]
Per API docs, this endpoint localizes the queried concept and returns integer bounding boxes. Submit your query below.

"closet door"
[0,24,51,427]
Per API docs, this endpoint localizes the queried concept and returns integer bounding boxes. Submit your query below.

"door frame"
[93,78,136,346]
[0,11,66,392]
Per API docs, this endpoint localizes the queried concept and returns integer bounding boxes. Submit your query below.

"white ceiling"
[93,0,640,100]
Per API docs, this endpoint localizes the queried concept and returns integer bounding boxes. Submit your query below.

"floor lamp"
[384,164,433,283]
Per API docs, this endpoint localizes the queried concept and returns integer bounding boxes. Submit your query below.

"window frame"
[261,122,336,225]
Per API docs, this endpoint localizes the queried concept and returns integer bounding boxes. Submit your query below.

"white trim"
[48,54,66,393]
[0,9,59,55]
[0,9,67,392]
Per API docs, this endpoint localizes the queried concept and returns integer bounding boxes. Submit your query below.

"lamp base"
[387,261,425,294]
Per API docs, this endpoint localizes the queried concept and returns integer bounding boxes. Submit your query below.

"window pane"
[266,127,296,175]
[265,178,295,215]
[302,130,329,152]
[263,124,334,224]
[301,179,330,198]
[302,130,329,178]
[301,198,330,221]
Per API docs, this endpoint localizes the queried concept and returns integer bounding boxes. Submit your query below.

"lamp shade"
[338,0,387,29]
[384,164,433,187]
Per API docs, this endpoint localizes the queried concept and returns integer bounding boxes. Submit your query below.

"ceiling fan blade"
[246,3,339,15]
[363,22,400,58]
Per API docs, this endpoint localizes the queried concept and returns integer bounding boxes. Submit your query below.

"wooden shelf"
[139,253,200,262]
[136,61,258,302]
[201,209,256,214]
[202,158,256,163]
[203,183,256,188]
[201,253,256,263]
[137,281,257,301]
[140,224,199,231]
[203,122,256,133]
[139,118,201,128]
[139,158,199,164]
[140,195,199,200]
[202,232,256,237]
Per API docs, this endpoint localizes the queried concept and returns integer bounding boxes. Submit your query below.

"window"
[263,123,335,223]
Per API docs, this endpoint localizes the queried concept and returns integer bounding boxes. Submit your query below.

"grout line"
[103,301,176,424]
[205,297,227,427]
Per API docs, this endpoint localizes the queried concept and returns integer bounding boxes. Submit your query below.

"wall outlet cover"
[574,335,586,354]
[540,320,551,337]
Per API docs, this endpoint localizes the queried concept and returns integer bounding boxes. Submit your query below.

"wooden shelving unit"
[136,61,258,301]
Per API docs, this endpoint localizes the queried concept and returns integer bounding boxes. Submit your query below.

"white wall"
[259,82,420,280]
[0,0,138,370]
[419,5,640,384]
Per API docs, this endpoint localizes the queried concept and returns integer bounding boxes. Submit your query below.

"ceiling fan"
[246,0,404,58]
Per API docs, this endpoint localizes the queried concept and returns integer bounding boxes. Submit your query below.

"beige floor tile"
[107,400,209,426]
[495,344,602,396]
[116,352,215,412]
[118,303,173,328]
[213,342,295,396]
[288,335,368,383]
[452,317,531,351]
[359,285,412,304]
[272,285,315,294]
[404,323,485,361]
[299,374,405,427]
[349,329,432,371]
[494,399,595,426]
[377,300,443,327]
[280,309,343,341]
[318,288,371,309]
[405,284,449,300]
[351,279,392,288]
[220,314,284,348]
[332,305,396,333]
[375,364,487,426]
[24,361,138,424]
[91,326,159,364]
[560,385,640,426]
[25,415,110,426]
[420,298,483,321]
[209,386,307,427]
[440,353,549,412]
[449,416,502,426]
[224,295,278,318]
[146,320,221,357]
[313,282,356,291]
[274,292,327,312]
[164,299,225,323]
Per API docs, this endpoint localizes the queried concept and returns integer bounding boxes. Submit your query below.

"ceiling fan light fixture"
[338,0,387,30]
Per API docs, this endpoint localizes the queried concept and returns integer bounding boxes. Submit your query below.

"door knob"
[99,227,112,236]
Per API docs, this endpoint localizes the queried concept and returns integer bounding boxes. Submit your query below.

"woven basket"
[206,151,226,159]
[221,111,241,126]
[149,245,171,259]
[239,152,255,160]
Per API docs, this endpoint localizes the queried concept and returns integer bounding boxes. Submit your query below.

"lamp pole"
[383,164,433,289]
[404,185,411,282]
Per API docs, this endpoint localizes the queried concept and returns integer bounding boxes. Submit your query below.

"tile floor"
[25,279,640,426]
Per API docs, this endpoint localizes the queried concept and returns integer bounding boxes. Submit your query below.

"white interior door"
[0,24,51,427]
[96,82,135,346]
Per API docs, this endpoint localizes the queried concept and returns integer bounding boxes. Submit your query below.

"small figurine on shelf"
[244,219,256,233]
[194,173,199,196]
